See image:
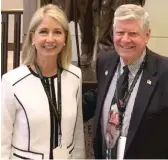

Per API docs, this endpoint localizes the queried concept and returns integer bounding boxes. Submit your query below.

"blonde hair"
[113,4,150,31]
[22,4,72,69]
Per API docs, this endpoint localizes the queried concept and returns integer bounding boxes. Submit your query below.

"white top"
[1,64,85,159]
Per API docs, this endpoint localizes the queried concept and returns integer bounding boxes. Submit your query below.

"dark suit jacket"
[93,48,168,159]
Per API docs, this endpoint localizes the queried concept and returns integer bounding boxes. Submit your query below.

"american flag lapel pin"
[105,70,108,76]
[147,80,152,85]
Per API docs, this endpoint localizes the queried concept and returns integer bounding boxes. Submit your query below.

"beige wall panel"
[3,15,23,43]
[144,0,168,37]
[1,0,23,43]
[147,37,168,57]
[1,0,23,9]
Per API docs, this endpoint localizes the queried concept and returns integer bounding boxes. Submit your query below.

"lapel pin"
[147,80,152,85]
[105,70,108,76]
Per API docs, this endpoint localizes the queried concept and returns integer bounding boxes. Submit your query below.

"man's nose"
[121,33,131,42]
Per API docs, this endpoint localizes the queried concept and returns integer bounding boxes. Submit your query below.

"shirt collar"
[120,49,146,77]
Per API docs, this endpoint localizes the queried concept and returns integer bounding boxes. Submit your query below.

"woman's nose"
[46,33,55,42]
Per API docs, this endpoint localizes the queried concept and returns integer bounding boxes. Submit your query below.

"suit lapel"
[98,56,119,112]
[125,49,158,153]
[93,52,119,137]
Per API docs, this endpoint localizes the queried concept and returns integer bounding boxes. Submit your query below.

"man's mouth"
[120,45,134,49]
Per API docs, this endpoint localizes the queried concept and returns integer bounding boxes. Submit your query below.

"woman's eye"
[39,30,47,34]
[54,30,62,34]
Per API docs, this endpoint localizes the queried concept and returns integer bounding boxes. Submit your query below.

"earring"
[63,43,65,46]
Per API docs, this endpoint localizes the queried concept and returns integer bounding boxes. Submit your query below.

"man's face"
[113,19,150,64]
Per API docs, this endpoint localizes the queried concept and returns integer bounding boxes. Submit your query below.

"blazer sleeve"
[71,73,86,159]
[1,76,17,159]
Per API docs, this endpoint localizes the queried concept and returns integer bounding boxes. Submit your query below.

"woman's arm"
[72,73,86,159]
[1,76,16,159]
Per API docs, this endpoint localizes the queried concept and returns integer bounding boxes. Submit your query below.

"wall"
[1,0,23,43]
[1,0,168,69]
[144,0,168,57]
[1,0,23,70]
[71,0,168,59]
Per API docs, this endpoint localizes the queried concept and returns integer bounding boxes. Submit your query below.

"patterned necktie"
[105,65,129,159]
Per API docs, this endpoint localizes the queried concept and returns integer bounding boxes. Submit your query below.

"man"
[93,4,168,159]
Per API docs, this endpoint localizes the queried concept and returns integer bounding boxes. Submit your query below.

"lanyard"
[115,55,146,126]
[35,64,62,136]
[106,56,147,159]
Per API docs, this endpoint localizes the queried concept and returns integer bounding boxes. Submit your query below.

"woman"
[1,4,85,159]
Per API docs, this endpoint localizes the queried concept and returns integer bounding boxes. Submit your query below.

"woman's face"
[32,15,66,58]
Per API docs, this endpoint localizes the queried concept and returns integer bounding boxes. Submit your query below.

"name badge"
[117,136,127,160]
[53,145,71,159]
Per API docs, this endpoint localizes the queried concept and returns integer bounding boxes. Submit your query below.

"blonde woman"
[1,4,85,159]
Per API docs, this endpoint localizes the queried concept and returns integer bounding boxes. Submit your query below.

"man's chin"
[119,54,133,64]
[119,52,130,58]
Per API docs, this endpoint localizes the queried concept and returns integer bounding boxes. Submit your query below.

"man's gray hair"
[113,4,150,31]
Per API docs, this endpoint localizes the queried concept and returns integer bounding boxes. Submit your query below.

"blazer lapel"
[125,50,159,153]
[93,52,119,137]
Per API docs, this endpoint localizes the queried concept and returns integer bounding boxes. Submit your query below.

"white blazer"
[1,64,85,159]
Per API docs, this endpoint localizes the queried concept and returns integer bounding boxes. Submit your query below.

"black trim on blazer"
[62,68,80,148]
[72,97,79,143]
[69,145,75,154]
[73,86,79,146]
[67,141,73,149]
[63,69,79,79]
[13,153,30,159]
[68,86,80,147]
[12,145,44,158]
[14,95,31,151]
[76,87,79,102]
[13,73,31,86]
[28,66,60,79]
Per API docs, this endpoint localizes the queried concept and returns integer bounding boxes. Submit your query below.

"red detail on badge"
[119,99,124,106]
[108,110,119,126]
